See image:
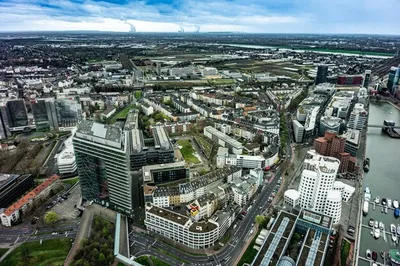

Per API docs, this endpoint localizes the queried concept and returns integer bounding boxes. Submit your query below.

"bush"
[340,240,351,266]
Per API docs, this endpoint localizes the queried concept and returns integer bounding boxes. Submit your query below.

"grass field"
[134,256,152,266]
[61,176,79,186]
[237,228,261,266]
[108,104,136,124]
[178,140,200,164]
[0,249,8,258]
[0,239,72,266]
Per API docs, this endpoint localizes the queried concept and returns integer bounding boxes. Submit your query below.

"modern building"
[315,65,328,85]
[204,126,243,154]
[31,99,51,130]
[0,102,11,139]
[325,91,354,120]
[73,120,134,216]
[145,205,220,249]
[55,97,82,128]
[285,151,354,223]
[0,174,33,209]
[319,116,342,136]
[337,75,363,85]
[251,209,333,266]
[333,181,356,202]
[216,147,265,169]
[129,126,175,170]
[5,99,28,128]
[387,66,400,95]
[284,189,300,208]
[0,175,61,227]
[342,129,360,156]
[292,120,304,143]
[362,70,371,89]
[142,161,189,184]
[56,131,78,177]
[347,103,367,130]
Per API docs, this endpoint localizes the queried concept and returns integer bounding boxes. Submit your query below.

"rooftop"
[75,120,122,146]
[147,205,189,226]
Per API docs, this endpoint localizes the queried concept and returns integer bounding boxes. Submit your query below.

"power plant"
[124,20,136,33]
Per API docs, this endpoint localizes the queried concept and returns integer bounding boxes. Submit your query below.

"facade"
[0,102,11,139]
[73,120,134,216]
[0,174,33,209]
[6,99,28,128]
[0,175,60,226]
[230,169,262,206]
[216,147,265,169]
[204,126,243,154]
[142,161,189,184]
[145,205,220,249]
[31,99,51,130]
[333,181,356,202]
[284,189,300,208]
[387,66,400,95]
[55,97,82,128]
[342,129,360,156]
[347,103,367,130]
[319,116,341,136]
[316,65,328,85]
[362,70,371,89]
[325,190,342,224]
[292,120,304,143]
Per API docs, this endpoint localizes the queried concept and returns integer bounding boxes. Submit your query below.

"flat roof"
[147,205,189,226]
[75,120,122,145]
[204,126,243,149]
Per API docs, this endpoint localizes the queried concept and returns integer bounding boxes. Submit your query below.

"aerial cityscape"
[0,1,400,266]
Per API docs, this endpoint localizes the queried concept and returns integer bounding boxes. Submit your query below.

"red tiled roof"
[2,175,60,217]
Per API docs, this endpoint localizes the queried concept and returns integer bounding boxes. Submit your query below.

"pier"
[367,120,400,138]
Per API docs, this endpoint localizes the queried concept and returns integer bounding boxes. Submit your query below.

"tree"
[21,245,31,262]
[44,211,59,227]
[255,215,268,228]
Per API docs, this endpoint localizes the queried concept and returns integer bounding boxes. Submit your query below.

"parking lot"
[52,184,82,220]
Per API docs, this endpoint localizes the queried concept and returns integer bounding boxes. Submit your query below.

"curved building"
[278,256,296,266]
[319,116,342,136]
[284,189,300,207]
[325,190,342,224]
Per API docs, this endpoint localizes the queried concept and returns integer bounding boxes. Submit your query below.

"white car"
[51,232,57,235]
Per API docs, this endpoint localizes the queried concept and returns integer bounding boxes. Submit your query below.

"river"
[358,102,400,266]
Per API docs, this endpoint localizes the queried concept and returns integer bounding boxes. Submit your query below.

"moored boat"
[375,196,380,204]
[379,222,384,230]
[372,251,377,261]
[395,208,400,218]
[380,250,385,258]
[375,221,379,228]
[374,228,381,239]
[385,206,388,214]
[391,224,397,234]
[382,198,387,205]
[369,218,374,227]
[394,199,399,209]
[397,225,400,235]
[363,201,369,216]
[388,199,393,208]
[366,249,371,259]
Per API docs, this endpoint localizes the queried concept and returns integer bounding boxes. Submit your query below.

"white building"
[140,102,154,116]
[56,129,77,177]
[216,147,265,169]
[204,126,243,155]
[341,129,360,156]
[347,103,367,130]
[284,189,300,207]
[292,120,304,143]
[285,152,350,224]
[333,181,356,202]
[325,190,342,224]
[230,170,262,206]
[145,205,220,249]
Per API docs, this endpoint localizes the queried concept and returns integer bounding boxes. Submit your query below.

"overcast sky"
[0,0,398,34]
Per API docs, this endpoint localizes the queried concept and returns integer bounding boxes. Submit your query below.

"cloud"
[0,0,398,34]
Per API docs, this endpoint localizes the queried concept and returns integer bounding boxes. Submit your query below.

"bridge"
[367,124,400,129]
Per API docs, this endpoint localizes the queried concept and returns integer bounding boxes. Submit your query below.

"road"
[129,161,288,266]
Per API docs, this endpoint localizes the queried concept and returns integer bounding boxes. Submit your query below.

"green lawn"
[178,140,200,164]
[150,256,171,266]
[210,78,236,85]
[134,256,152,266]
[134,90,143,99]
[108,104,136,124]
[0,248,8,258]
[0,239,72,266]
[237,228,261,266]
[61,177,79,186]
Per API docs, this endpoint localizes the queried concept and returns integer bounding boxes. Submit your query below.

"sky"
[0,0,398,34]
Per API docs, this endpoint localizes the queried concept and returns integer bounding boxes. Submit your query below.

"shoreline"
[382,100,400,111]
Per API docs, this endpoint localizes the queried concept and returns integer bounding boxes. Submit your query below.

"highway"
[129,157,290,266]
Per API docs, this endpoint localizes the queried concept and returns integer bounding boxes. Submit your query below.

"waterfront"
[357,102,400,266]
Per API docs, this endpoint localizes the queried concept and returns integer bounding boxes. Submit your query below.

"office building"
[292,120,304,143]
[342,129,360,156]
[145,205,220,249]
[315,65,328,85]
[204,126,243,154]
[0,102,11,139]
[362,70,371,88]
[347,103,367,130]
[319,116,342,136]
[325,91,354,119]
[73,120,133,216]
[55,97,82,128]
[251,209,333,266]
[230,169,263,206]
[5,100,28,128]
[387,66,400,95]
[216,147,265,169]
[129,126,174,170]
[333,181,356,202]
[143,161,189,184]
[31,99,51,130]
[284,189,300,208]
[0,174,33,209]
[337,75,363,85]
[325,190,342,224]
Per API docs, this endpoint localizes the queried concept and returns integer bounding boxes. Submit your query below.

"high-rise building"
[315,65,328,85]
[387,66,400,95]
[31,99,50,131]
[55,97,82,128]
[5,100,28,128]
[73,120,133,216]
[319,116,342,136]
[0,103,11,139]
[347,103,367,130]
[362,70,371,88]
